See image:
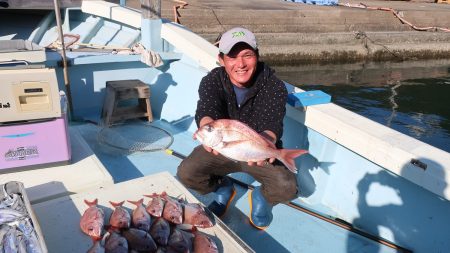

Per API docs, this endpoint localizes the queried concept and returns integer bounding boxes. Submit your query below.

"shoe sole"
[220,187,237,218]
[248,190,269,230]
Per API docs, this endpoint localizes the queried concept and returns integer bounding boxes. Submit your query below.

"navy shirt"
[232,85,249,107]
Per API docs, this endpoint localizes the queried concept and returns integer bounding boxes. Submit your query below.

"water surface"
[273,61,450,153]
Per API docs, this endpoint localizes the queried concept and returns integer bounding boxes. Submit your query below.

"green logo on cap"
[232,31,245,38]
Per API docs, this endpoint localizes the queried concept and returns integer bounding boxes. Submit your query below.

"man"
[177,27,298,229]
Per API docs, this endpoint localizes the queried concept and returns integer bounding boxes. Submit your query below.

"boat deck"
[32,171,253,253]
[73,120,397,253]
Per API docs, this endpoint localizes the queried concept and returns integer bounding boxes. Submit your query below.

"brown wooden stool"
[102,79,153,126]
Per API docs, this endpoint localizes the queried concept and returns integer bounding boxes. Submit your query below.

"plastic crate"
[1,181,48,253]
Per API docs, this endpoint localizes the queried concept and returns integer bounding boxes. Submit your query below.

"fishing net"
[97,121,173,153]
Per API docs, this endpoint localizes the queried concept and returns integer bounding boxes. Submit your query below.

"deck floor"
[74,120,397,253]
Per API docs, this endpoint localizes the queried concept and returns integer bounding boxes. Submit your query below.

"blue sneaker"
[207,179,236,217]
[248,186,273,230]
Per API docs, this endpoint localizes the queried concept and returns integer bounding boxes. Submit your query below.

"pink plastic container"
[0,114,71,171]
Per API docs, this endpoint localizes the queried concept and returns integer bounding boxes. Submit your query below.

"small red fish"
[109,201,131,229]
[80,199,104,241]
[150,217,171,246]
[194,119,308,173]
[122,228,157,252]
[161,192,183,224]
[144,193,165,217]
[128,199,152,231]
[167,227,194,253]
[183,202,213,228]
[104,231,128,253]
[193,229,218,253]
[86,240,105,253]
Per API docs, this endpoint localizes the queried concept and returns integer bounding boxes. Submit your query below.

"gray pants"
[176,146,298,205]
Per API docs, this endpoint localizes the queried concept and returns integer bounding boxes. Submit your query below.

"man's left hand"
[248,157,276,167]
[247,130,277,166]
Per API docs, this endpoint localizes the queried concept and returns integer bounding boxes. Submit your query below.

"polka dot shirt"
[195,62,287,148]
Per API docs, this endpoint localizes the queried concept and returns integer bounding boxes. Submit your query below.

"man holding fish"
[177,27,307,229]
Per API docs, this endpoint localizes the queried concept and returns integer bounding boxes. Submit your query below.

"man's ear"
[218,55,224,66]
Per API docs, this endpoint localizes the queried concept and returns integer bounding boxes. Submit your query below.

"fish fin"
[127,198,144,206]
[109,200,124,207]
[264,139,277,149]
[101,231,110,246]
[178,195,188,204]
[84,199,98,207]
[143,193,159,198]
[278,149,308,173]
[160,191,170,201]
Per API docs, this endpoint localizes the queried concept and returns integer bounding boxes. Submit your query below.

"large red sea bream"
[194,119,308,173]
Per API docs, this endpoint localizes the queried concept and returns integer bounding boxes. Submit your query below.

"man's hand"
[204,146,220,155]
[248,157,276,167]
[195,116,220,155]
[247,130,277,166]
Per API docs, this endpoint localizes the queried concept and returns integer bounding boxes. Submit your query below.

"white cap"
[218,27,257,54]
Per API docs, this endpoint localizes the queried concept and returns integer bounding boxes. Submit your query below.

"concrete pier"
[153,0,450,64]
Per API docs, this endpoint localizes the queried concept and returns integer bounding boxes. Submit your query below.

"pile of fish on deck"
[81,191,219,253]
[0,185,44,253]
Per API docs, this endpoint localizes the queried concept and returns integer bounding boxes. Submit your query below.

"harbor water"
[272,60,450,153]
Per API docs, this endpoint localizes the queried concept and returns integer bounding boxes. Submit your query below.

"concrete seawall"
[152,0,450,64]
[7,0,448,64]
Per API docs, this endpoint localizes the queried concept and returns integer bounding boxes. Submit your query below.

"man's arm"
[256,76,288,144]
[247,130,277,167]
[195,70,225,127]
[249,74,287,167]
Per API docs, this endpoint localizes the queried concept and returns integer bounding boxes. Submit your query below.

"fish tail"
[143,193,159,198]
[160,191,169,200]
[278,149,308,173]
[84,199,98,207]
[109,200,125,207]
[127,198,144,206]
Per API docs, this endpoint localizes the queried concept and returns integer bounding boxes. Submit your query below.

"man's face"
[219,43,258,88]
